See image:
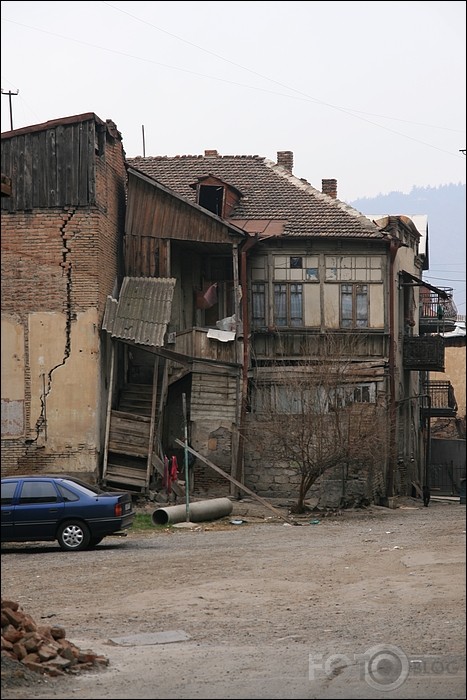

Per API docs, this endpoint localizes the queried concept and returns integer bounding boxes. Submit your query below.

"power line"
[424,275,466,283]
[102,1,464,135]
[2,17,464,160]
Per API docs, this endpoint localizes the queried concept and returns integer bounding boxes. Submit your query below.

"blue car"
[1,476,135,551]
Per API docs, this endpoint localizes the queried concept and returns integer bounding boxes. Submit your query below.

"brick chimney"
[204,149,218,157]
[277,151,293,173]
[322,179,337,199]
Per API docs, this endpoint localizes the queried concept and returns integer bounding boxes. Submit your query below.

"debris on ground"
[1,597,108,688]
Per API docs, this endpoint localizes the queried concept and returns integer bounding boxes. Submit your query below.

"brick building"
[1,113,127,478]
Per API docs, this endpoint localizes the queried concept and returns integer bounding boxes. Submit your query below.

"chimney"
[322,179,337,199]
[277,151,293,173]
[204,149,218,157]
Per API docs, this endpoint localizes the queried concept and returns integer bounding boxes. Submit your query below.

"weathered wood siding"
[251,331,388,361]
[108,410,150,458]
[190,368,238,422]
[1,117,100,211]
[125,171,244,277]
[172,328,240,365]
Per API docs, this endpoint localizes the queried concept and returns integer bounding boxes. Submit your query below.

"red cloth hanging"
[170,455,179,483]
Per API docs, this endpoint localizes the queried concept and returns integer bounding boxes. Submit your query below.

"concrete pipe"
[152,498,233,526]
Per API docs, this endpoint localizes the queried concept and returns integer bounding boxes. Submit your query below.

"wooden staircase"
[117,383,153,417]
[102,381,184,498]
[103,383,153,492]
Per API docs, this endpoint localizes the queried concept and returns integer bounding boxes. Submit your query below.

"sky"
[1,1,466,307]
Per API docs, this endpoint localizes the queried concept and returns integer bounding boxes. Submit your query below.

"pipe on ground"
[152,497,233,526]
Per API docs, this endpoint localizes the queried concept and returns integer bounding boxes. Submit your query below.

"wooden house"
[2,118,458,507]
[124,150,457,505]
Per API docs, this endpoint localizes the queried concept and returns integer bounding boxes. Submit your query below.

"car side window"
[56,484,80,502]
[1,481,18,505]
[19,481,59,504]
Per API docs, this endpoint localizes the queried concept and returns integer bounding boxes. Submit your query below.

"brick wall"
[1,129,126,476]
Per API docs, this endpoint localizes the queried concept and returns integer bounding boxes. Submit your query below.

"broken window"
[198,185,224,216]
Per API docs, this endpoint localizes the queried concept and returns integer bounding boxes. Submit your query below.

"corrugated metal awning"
[102,277,176,347]
[401,271,449,299]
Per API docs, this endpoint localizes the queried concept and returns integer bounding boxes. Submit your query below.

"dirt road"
[1,497,465,699]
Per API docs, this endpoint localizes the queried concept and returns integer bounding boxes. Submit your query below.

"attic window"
[198,185,224,217]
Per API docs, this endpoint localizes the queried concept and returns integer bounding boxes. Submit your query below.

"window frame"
[340,283,369,329]
[273,282,303,327]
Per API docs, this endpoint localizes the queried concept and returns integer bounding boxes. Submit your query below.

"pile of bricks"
[1,597,108,677]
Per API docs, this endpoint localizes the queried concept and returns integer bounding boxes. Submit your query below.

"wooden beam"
[175,439,297,526]
[102,342,115,479]
[146,356,159,486]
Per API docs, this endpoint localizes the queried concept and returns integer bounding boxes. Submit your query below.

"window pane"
[274,284,287,326]
[57,484,80,501]
[341,285,353,326]
[361,385,370,402]
[19,481,58,503]
[252,283,265,326]
[1,481,18,504]
[290,284,303,326]
[306,267,319,281]
[356,285,368,327]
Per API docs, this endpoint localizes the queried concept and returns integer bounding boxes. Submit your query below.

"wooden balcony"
[403,335,445,372]
[171,327,241,366]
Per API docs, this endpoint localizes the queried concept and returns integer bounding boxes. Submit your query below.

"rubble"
[1,597,108,679]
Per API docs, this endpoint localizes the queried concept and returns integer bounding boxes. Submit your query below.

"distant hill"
[350,183,466,315]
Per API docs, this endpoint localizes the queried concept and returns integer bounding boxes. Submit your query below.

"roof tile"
[127,153,382,239]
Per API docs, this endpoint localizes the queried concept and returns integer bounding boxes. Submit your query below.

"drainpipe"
[424,394,431,491]
[233,236,258,493]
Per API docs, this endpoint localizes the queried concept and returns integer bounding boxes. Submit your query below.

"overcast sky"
[1,1,464,198]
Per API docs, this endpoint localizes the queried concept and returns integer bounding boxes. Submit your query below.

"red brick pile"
[1,597,108,677]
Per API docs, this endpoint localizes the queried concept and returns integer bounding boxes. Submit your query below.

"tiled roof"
[127,154,382,239]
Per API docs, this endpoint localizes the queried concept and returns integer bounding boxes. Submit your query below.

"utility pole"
[1,89,19,130]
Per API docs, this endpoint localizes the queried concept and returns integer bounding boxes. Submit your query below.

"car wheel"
[88,536,104,548]
[57,521,91,551]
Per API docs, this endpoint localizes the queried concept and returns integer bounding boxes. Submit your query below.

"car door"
[1,480,20,539]
[13,479,65,541]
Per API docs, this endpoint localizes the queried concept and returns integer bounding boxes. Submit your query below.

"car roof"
[2,475,73,480]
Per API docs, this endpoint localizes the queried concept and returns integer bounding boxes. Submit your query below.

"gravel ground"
[1,496,465,699]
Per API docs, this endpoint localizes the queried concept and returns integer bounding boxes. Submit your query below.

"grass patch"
[132,513,155,531]
[131,512,173,532]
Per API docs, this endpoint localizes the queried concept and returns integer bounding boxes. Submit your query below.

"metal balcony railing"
[419,287,458,333]
[422,380,458,417]
[403,335,445,372]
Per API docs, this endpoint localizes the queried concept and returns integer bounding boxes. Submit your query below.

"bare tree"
[247,334,389,512]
